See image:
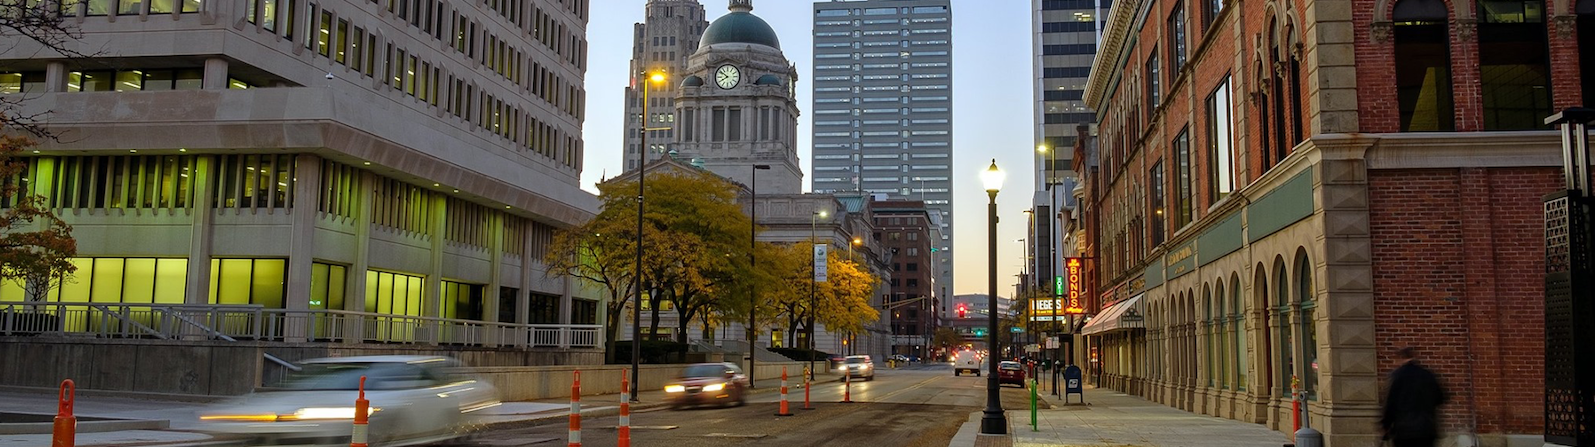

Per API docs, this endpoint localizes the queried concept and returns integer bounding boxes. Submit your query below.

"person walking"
[1381,347,1448,447]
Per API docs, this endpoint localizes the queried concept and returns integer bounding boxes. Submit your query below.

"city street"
[449,364,1045,447]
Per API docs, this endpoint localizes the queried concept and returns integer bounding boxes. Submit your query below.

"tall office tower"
[623,0,709,171]
[811,0,954,293]
[1028,0,1105,294]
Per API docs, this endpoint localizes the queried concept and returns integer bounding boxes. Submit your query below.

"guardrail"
[0,302,601,349]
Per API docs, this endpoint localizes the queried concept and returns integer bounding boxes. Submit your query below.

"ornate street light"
[979,159,1007,435]
[809,209,827,381]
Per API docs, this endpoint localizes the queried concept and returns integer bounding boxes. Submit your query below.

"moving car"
[664,362,749,409]
[195,355,500,446]
[953,349,982,376]
[998,361,1027,387]
[838,355,875,381]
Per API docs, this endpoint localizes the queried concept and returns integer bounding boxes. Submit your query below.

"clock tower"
[671,0,803,193]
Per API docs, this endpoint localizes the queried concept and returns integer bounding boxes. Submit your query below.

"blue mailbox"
[1063,365,1085,404]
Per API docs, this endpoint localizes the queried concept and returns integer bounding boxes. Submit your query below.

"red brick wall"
[1368,167,1557,435]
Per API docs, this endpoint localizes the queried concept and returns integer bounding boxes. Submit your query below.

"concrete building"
[1079,0,1576,444]
[810,0,954,304]
[0,0,602,395]
[623,0,708,171]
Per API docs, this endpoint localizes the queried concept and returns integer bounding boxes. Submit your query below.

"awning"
[1079,294,1145,336]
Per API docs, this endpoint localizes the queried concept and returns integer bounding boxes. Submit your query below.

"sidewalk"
[0,378,792,447]
[951,386,1292,447]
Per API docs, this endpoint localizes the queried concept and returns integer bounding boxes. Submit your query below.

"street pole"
[979,159,1007,435]
[630,71,666,402]
[749,164,770,388]
[809,211,823,381]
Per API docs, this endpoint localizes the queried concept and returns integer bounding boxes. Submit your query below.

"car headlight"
[861,364,872,370]
[665,385,686,393]
[703,383,726,392]
[274,407,380,421]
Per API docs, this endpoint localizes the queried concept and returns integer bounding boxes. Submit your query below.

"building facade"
[623,0,708,171]
[810,0,954,301]
[870,200,941,359]
[1080,0,1578,444]
[0,0,603,393]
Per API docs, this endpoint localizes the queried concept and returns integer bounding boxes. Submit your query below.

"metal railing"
[0,302,602,349]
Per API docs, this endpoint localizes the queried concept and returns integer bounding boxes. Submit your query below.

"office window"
[1394,0,1454,131]
[209,258,287,308]
[214,154,295,209]
[1169,4,1187,75]
[1149,160,1166,245]
[1146,49,1160,109]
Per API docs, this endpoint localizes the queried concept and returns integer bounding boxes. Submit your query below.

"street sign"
[1045,337,1060,349]
[1011,326,1024,333]
[813,244,828,282]
[1025,344,1040,353]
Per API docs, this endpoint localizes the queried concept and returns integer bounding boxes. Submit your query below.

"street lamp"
[809,209,828,381]
[631,69,667,402]
[979,158,1007,435]
[748,164,771,388]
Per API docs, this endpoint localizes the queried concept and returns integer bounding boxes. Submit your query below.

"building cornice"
[1083,0,1146,109]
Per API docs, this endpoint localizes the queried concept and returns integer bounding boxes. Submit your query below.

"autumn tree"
[932,327,965,354]
[0,136,76,302]
[545,204,643,364]
[767,243,881,351]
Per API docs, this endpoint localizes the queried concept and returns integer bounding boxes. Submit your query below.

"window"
[2,258,188,306]
[1580,1,1595,107]
[317,10,333,57]
[215,154,296,209]
[1146,49,1160,110]
[1232,274,1246,390]
[440,281,484,321]
[1394,0,1455,131]
[1174,129,1192,228]
[1274,260,1293,397]
[1205,0,1224,30]
[210,258,287,308]
[1207,78,1235,202]
[1297,253,1318,398]
[712,107,726,141]
[1478,0,1551,130]
[1149,161,1166,245]
[1169,4,1187,75]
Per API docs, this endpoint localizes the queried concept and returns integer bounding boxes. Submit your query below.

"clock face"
[715,65,740,89]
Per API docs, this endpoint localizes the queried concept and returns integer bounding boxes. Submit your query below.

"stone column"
[483,211,503,347]
[202,58,229,90]
[184,156,216,305]
[343,171,374,343]
[1316,145,1381,446]
[282,154,320,342]
[423,193,446,345]
[44,62,67,92]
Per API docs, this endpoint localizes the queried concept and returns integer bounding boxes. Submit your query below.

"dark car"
[998,361,1027,387]
[664,363,749,409]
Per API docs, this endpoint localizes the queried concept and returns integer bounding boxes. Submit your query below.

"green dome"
[700,11,781,50]
[754,74,782,86]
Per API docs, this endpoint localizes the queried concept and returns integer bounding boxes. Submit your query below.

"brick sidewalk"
[954,386,1292,447]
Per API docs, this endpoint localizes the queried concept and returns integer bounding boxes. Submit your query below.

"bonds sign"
[1065,257,1085,314]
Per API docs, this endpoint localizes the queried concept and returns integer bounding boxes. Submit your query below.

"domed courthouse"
[671,0,804,194]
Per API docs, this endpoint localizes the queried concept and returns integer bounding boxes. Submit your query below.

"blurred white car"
[195,355,499,446]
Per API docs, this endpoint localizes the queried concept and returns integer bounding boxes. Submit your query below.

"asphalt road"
[452,363,1050,447]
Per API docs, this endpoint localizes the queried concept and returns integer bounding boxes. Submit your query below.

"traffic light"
[957,304,967,319]
[973,328,986,337]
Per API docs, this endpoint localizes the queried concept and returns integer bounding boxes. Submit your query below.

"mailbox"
[1064,365,1085,404]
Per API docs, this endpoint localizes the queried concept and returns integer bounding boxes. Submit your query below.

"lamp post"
[748,164,770,388]
[979,159,1008,435]
[1038,144,1065,375]
[631,70,666,402]
[809,209,828,381]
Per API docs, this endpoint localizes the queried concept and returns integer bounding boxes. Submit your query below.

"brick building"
[1079,0,1580,444]
[871,200,943,359]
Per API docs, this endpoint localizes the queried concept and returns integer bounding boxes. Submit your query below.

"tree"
[0,136,75,301]
[932,327,964,354]
[2,0,93,137]
[813,254,879,337]
[545,211,640,364]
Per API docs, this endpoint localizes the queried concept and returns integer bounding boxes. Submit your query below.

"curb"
[478,384,786,431]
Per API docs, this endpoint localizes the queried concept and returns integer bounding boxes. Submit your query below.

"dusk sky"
[580,0,1042,297]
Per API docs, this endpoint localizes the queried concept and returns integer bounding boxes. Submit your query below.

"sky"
[580,0,1041,297]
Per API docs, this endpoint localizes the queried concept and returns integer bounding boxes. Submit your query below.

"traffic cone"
[569,371,581,447]
[803,367,814,410]
[350,377,369,447]
[777,367,792,416]
[51,379,74,447]
[619,369,630,447]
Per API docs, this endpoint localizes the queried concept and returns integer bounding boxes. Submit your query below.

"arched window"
[1254,265,1272,395]
[1478,0,1552,130]
[1286,25,1305,147]
[1393,0,1455,131]
[1274,258,1293,397]
[1232,274,1246,391]
[1297,252,1318,398]
[1578,0,1595,107]
[1269,21,1288,167]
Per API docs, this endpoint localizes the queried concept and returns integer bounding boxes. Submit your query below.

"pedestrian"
[1381,347,1448,447]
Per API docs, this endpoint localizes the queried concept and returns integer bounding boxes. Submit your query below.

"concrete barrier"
[467,362,806,402]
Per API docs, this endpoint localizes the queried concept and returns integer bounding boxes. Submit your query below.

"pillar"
[342,170,374,343]
[423,193,446,345]
[202,58,228,90]
[483,211,503,347]
[184,156,216,305]
[282,154,320,342]
[44,62,67,93]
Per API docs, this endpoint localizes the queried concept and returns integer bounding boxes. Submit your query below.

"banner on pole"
[814,244,828,282]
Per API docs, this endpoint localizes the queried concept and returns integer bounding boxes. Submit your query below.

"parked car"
[998,361,1027,387]
[664,362,750,409]
[837,355,875,381]
[195,355,500,446]
[953,349,982,376]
